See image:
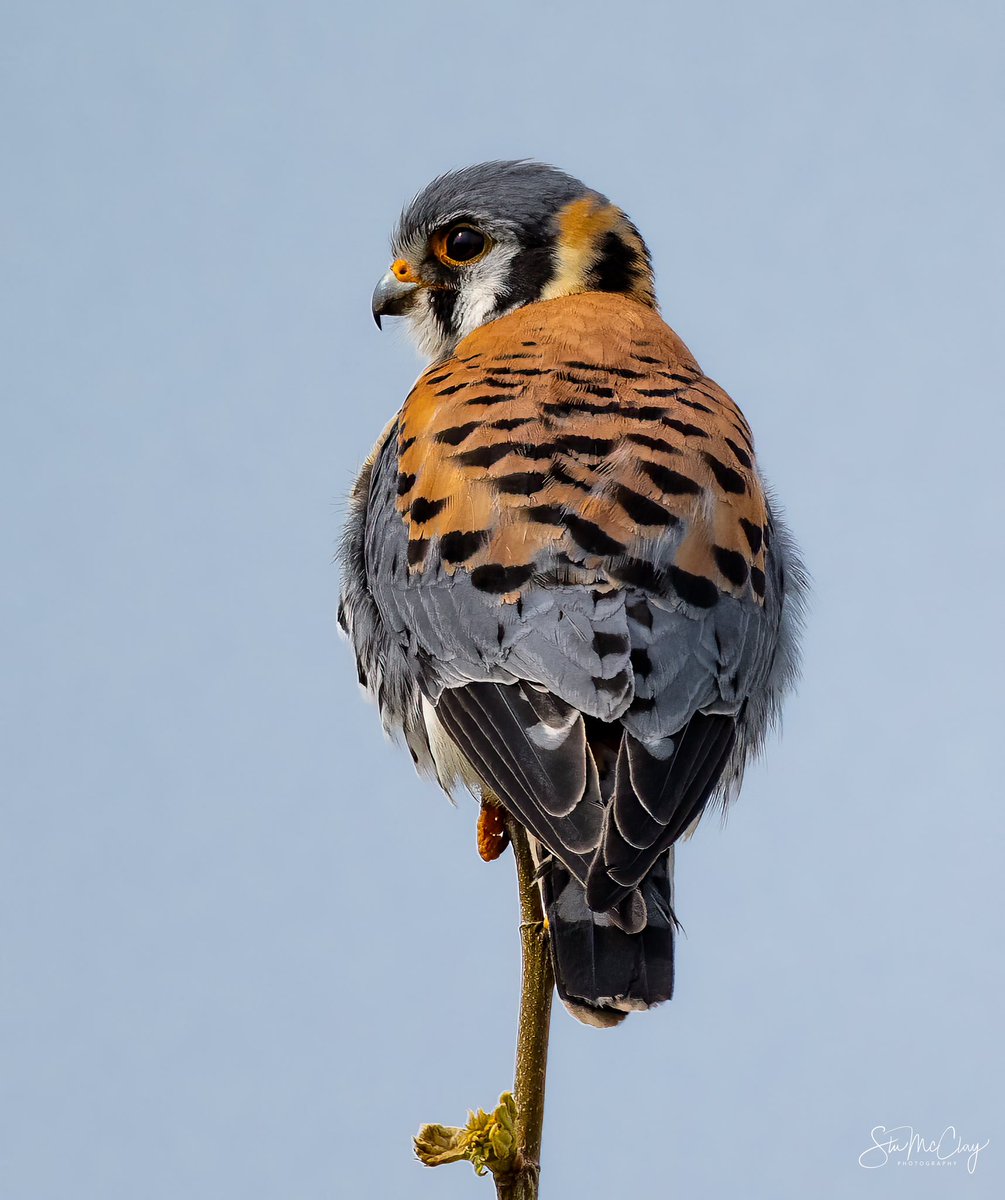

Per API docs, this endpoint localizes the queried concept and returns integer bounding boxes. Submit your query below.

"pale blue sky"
[3,2,1003,1197]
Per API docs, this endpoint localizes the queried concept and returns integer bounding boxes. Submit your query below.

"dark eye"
[442,225,487,264]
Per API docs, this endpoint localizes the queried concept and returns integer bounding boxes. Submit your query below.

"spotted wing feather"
[353,291,798,914]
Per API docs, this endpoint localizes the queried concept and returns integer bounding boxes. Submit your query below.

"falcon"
[339,161,805,1026]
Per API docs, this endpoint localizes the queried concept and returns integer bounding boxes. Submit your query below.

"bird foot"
[477,799,511,862]
[414,1091,518,1178]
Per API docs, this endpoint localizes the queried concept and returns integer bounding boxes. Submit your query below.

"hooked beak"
[371,272,420,329]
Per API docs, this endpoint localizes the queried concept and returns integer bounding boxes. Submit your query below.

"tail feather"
[541,849,676,1028]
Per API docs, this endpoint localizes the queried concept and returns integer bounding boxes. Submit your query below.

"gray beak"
[371,272,419,328]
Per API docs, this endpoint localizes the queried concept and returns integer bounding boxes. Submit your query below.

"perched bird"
[339,161,805,1026]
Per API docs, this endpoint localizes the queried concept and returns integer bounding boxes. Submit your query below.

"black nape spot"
[630,647,652,677]
[713,546,749,587]
[750,566,766,598]
[470,562,535,593]
[669,566,719,608]
[496,471,548,495]
[588,231,642,295]
[739,518,763,554]
[409,496,446,523]
[439,529,488,564]
[407,538,429,566]
[396,471,416,496]
[703,452,747,495]
[641,461,702,495]
[562,514,626,557]
[435,422,480,446]
[593,630,629,658]
[614,485,678,527]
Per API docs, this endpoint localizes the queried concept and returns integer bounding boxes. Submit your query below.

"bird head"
[371,160,656,362]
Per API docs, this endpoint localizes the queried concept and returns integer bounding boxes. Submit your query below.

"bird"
[338,160,806,1027]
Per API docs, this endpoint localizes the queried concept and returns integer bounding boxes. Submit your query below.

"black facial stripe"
[429,286,459,337]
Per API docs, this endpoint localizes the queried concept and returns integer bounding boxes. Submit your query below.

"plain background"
[3,2,1003,1196]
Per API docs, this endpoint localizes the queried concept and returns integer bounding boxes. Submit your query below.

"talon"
[477,799,510,862]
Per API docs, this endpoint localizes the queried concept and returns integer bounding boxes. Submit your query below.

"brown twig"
[414,806,554,1198]
[496,814,554,1199]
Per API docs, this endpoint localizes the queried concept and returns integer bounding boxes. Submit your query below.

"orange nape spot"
[477,800,510,862]
[542,196,656,307]
[391,258,420,283]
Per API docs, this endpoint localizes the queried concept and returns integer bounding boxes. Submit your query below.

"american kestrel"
[339,161,805,1027]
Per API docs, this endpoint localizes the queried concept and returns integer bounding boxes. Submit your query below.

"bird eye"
[436,225,489,266]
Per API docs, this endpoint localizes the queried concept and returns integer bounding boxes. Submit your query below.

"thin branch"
[496,815,554,1198]
[414,805,555,1199]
